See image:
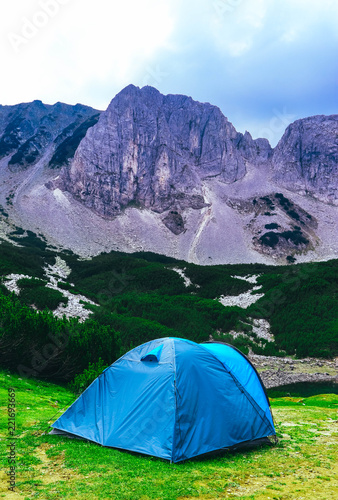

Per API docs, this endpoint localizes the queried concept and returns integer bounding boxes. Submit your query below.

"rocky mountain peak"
[272,114,338,205]
[57,85,268,220]
[0,86,337,265]
[0,100,99,170]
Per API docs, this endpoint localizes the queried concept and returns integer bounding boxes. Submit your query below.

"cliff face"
[0,86,337,265]
[0,100,99,170]
[58,85,271,217]
[272,115,338,205]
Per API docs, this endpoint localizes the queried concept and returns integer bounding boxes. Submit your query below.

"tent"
[51,338,276,463]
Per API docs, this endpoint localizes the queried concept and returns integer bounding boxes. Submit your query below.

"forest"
[0,230,337,391]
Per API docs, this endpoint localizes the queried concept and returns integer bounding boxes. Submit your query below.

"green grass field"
[0,371,337,500]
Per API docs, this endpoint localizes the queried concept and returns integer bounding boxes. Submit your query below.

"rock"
[249,353,337,388]
[272,115,338,205]
[56,85,259,221]
[1,85,338,261]
[0,100,99,170]
[235,131,272,162]
[162,211,185,235]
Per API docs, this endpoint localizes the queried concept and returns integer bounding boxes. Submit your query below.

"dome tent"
[51,338,276,463]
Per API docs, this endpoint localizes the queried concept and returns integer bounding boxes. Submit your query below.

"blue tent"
[52,338,275,462]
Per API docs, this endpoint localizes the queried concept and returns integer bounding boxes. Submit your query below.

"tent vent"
[141,345,163,362]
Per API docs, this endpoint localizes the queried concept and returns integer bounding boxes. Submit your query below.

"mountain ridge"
[0,85,337,265]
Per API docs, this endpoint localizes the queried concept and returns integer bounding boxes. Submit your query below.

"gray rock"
[58,85,261,218]
[235,131,273,162]
[162,210,185,235]
[0,100,99,170]
[272,115,338,205]
[0,85,337,261]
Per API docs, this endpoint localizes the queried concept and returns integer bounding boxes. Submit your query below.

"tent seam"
[171,338,177,464]
[199,344,275,436]
[226,368,275,435]
[208,342,277,429]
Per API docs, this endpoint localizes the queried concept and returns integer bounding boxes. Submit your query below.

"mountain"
[0,85,337,265]
[272,115,338,205]
[56,85,271,220]
[0,100,100,170]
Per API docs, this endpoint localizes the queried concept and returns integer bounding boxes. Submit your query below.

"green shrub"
[0,290,121,382]
[265,223,280,230]
[259,232,279,247]
[58,281,80,294]
[249,261,338,357]
[69,358,109,394]
[280,230,308,245]
[182,264,252,299]
[17,277,47,288]
[287,210,300,221]
[17,278,68,311]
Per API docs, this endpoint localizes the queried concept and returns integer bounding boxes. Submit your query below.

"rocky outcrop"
[272,115,338,205]
[249,353,337,389]
[234,131,272,162]
[0,100,99,170]
[227,192,318,260]
[57,85,266,217]
[0,86,337,264]
[162,210,186,235]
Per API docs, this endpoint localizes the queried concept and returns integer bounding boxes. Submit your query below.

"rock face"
[272,115,338,205]
[0,100,99,170]
[58,85,271,217]
[0,85,337,265]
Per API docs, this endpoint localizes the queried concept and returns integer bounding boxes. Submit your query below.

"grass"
[0,371,337,499]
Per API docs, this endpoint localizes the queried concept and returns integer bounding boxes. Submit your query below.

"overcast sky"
[1,0,337,145]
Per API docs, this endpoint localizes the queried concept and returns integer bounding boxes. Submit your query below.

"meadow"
[0,370,337,500]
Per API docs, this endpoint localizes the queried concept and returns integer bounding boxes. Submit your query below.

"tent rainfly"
[51,338,276,463]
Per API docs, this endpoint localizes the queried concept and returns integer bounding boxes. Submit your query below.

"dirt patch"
[0,472,25,499]
[34,443,83,485]
[0,443,90,498]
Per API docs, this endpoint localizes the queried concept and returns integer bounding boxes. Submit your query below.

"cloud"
[0,0,337,145]
[0,0,174,107]
[141,0,338,144]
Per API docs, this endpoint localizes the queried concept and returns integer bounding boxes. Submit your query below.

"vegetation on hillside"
[17,278,68,311]
[0,230,337,386]
[0,293,120,382]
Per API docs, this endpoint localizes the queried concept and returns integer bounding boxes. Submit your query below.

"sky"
[0,0,337,146]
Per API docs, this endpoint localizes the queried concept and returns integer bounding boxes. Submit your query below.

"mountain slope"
[0,86,337,265]
[1,232,337,369]
[0,100,99,171]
